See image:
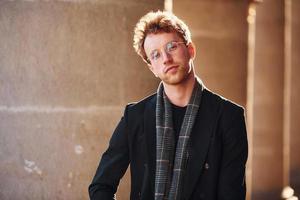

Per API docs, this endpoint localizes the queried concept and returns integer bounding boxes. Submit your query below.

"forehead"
[144,32,182,53]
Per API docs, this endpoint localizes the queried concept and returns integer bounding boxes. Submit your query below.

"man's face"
[143,32,195,85]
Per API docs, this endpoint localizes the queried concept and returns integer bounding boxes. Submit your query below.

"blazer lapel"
[141,90,220,199]
[143,95,157,195]
[182,89,220,199]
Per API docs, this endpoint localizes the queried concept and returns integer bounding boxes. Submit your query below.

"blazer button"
[204,163,209,170]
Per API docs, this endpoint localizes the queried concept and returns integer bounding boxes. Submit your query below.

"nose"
[162,50,173,64]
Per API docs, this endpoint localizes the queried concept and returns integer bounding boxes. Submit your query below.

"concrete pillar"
[250,0,285,199]
[287,0,300,196]
[173,1,248,107]
[0,1,163,199]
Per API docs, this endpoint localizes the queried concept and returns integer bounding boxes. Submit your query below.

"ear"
[187,42,196,60]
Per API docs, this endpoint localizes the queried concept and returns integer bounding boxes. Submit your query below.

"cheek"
[149,65,160,76]
[175,50,190,63]
[151,64,162,72]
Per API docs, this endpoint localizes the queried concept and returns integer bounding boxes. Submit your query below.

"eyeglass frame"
[146,41,187,64]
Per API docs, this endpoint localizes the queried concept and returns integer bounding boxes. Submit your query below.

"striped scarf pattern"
[155,79,203,200]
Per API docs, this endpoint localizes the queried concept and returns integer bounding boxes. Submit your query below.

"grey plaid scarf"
[155,78,203,200]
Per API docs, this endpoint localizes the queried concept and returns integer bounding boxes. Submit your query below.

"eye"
[166,42,178,52]
[151,50,160,61]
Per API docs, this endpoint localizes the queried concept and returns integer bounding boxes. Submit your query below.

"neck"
[163,72,196,107]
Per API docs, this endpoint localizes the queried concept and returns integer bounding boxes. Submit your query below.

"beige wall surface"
[251,0,285,199]
[289,0,300,196]
[0,1,163,199]
[1,0,300,199]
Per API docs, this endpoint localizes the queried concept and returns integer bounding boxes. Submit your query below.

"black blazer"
[89,88,248,200]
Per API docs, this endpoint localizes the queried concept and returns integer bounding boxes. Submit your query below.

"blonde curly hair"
[133,10,192,64]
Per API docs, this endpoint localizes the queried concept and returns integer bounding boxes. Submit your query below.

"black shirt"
[171,103,187,144]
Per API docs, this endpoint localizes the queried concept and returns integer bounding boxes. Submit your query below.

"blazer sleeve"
[217,106,248,200]
[88,106,130,200]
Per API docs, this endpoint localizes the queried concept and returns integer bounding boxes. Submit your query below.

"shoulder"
[202,88,244,116]
[202,88,246,137]
[121,93,156,133]
[125,93,157,115]
[201,88,245,131]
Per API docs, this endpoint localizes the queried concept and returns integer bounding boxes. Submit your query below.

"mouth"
[164,65,179,73]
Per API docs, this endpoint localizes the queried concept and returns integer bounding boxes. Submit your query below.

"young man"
[89,11,248,200]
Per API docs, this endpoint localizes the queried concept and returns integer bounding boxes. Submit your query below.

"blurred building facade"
[0,0,299,199]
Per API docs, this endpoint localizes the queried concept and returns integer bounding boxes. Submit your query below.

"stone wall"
[1,0,299,199]
[0,1,163,199]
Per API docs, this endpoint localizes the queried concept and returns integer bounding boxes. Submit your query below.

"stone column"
[250,0,285,199]
[173,0,248,107]
[286,0,300,196]
[0,1,163,199]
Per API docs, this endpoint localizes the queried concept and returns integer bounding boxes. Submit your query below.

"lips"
[164,65,179,73]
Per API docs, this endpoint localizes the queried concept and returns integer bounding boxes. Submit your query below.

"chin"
[163,74,189,85]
